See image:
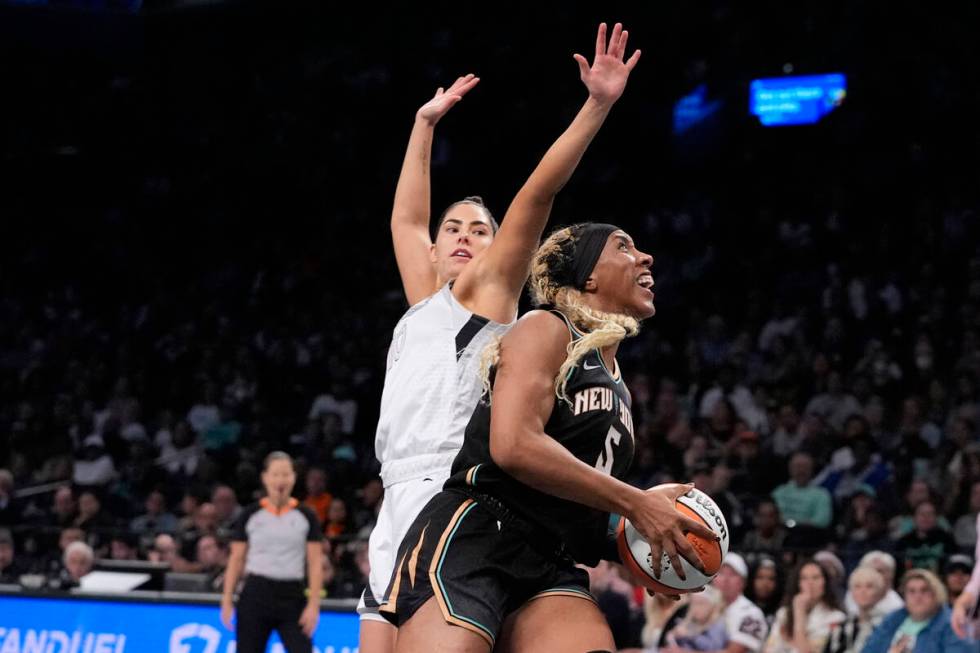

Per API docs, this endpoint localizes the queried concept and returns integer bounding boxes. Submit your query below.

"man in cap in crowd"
[944,554,975,606]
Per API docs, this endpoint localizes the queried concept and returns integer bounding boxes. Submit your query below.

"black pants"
[236,575,312,653]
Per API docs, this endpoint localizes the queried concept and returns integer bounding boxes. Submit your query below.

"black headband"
[566,223,619,289]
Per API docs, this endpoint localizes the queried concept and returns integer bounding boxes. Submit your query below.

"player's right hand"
[220,601,235,631]
[416,74,480,126]
[628,483,718,580]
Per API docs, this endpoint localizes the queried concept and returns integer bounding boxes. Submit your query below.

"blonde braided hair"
[479,225,640,403]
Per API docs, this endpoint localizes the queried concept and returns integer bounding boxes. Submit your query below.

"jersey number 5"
[595,425,622,475]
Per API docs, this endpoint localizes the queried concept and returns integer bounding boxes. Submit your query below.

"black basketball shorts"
[379,488,595,648]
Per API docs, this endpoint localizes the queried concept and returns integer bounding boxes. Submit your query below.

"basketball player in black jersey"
[380,224,717,652]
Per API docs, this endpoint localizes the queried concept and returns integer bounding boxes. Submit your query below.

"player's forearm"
[491,424,643,517]
[391,118,435,230]
[515,97,611,206]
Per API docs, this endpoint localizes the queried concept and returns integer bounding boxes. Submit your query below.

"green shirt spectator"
[771,452,833,529]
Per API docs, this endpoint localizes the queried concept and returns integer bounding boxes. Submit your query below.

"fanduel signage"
[0,595,359,653]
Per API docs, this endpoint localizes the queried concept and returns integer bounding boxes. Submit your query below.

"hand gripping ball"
[616,486,730,593]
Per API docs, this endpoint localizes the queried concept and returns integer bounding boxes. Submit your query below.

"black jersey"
[446,309,635,566]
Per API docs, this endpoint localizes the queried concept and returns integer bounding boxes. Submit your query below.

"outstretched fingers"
[454,76,480,98]
[595,22,607,57]
[447,73,478,96]
[607,22,623,58]
[572,53,590,79]
[626,49,642,71]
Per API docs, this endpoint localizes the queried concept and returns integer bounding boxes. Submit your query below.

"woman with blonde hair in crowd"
[661,585,728,652]
[824,566,888,653]
[763,559,846,653]
[863,569,972,653]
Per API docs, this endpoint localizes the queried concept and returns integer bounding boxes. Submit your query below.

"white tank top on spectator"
[375,284,513,486]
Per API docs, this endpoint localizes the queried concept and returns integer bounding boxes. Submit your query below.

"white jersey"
[725,594,769,652]
[375,284,513,487]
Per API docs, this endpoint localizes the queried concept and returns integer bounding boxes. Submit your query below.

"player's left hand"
[299,602,320,637]
[573,22,641,106]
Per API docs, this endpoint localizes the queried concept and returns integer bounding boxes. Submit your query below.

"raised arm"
[391,74,480,306]
[488,311,715,578]
[456,23,641,319]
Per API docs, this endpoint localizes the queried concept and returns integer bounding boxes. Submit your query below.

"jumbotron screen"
[749,73,847,126]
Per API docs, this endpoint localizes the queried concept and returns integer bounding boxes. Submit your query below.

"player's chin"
[630,290,656,319]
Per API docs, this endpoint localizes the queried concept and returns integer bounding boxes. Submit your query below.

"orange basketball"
[616,487,729,593]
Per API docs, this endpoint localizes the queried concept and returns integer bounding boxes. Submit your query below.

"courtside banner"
[0,595,359,653]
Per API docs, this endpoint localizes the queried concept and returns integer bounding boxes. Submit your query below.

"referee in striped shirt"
[221,452,324,653]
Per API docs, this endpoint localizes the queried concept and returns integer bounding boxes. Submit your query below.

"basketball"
[616,487,730,594]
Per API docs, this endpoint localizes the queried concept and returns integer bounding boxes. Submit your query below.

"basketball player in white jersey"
[359,23,641,652]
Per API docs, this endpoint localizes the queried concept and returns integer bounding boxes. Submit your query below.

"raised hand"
[416,73,480,126]
[573,22,641,106]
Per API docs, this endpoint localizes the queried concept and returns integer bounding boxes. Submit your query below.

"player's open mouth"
[451,249,472,260]
[637,273,654,289]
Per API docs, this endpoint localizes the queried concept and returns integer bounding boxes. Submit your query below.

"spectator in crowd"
[323,497,348,540]
[770,404,805,458]
[762,559,846,653]
[825,566,888,653]
[187,385,220,436]
[0,470,20,527]
[953,480,980,551]
[804,371,861,434]
[0,528,23,583]
[699,365,769,435]
[813,550,847,599]
[845,551,905,617]
[302,467,332,525]
[741,501,786,558]
[863,569,972,653]
[196,534,228,589]
[588,560,643,650]
[147,533,180,566]
[72,491,114,547]
[57,541,95,588]
[662,585,728,652]
[710,553,769,652]
[156,421,202,478]
[889,479,951,540]
[771,453,833,530]
[895,500,957,574]
[944,555,974,605]
[179,502,218,560]
[129,489,178,534]
[211,485,241,532]
[72,435,116,488]
[727,429,781,500]
[745,557,784,628]
[309,383,358,435]
[109,532,140,560]
[637,593,690,651]
[47,486,76,529]
[952,514,980,639]
[43,527,86,577]
[350,478,383,535]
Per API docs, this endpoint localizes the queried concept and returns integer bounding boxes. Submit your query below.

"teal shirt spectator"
[861,606,973,653]
[771,481,833,529]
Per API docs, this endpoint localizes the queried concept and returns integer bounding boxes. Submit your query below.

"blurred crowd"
[1,2,980,652]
